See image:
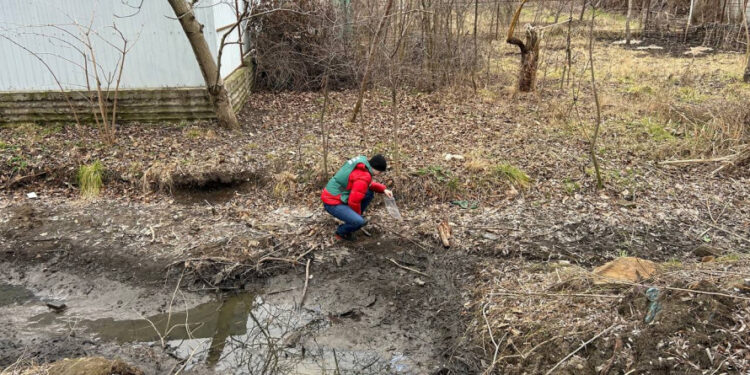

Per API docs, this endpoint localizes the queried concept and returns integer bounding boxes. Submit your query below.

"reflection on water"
[53,293,407,374]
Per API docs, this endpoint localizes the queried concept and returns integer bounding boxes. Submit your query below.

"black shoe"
[335,232,356,241]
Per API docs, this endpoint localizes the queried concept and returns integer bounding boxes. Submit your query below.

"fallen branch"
[544,324,616,375]
[697,219,750,244]
[387,257,429,277]
[267,287,297,295]
[164,256,237,270]
[295,246,316,262]
[437,221,452,248]
[3,170,48,189]
[481,301,506,375]
[298,258,311,311]
[490,291,622,299]
[660,156,733,165]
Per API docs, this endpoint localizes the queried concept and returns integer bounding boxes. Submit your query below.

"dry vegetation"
[2,2,750,374]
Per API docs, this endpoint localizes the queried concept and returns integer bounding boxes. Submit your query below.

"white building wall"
[211,0,244,79]
[0,0,229,91]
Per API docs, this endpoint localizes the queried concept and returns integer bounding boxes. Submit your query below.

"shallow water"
[0,282,35,307]
[26,291,405,374]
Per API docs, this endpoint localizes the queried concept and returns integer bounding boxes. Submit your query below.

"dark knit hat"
[369,154,387,172]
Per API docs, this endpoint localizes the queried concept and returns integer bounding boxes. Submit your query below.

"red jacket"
[321,163,386,214]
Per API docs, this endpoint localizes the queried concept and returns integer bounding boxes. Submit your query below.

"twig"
[697,220,750,244]
[481,301,506,375]
[257,256,304,265]
[3,170,48,189]
[660,156,733,165]
[295,246,316,262]
[544,324,616,375]
[298,259,311,311]
[490,291,622,299]
[387,257,429,277]
[267,287,297,295]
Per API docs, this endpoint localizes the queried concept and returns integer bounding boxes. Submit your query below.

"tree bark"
[508,26,540,92]
[685,0,694,42]
[167,0,239,129]
[626,0,633,45]
[579,0,587,21]
[506,0,538,92]
[472,0,478,92]
[588,6,604,189]
[744,0,750,82]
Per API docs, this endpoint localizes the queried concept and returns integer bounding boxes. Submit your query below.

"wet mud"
[0,201,466,375]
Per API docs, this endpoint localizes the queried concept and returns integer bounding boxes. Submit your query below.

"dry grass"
[77,161,103,198]
[492,163,531,188]
[470,256,750,373]
[465,151,491,173]
[272,171,297,199]
[141,162,175,193]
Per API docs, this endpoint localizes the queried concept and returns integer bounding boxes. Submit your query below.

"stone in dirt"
[44,299,66,311]
[592,257,657,285]
[47,357,143,375]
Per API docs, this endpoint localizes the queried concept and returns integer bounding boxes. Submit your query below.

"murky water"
[0,282,35,307]
[26,291,406,374]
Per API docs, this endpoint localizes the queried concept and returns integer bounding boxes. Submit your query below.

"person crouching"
[321,154,393,241]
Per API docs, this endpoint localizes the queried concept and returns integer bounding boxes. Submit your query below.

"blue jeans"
[324,190,374,235]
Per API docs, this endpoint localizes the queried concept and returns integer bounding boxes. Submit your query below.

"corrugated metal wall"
[0,0,245,91]
[212,0,244,79]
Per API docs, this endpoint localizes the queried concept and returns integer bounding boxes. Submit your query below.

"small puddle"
[0,282,35,307]
[30,291,406,374]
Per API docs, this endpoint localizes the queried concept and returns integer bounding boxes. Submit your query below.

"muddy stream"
[0,225,462,375]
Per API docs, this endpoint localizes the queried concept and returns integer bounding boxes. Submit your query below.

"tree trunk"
[685,0,695,42]
[579,0,587,21]
[350,0,395,123]
[626,0,633,44]
[508,26,540,92]
[744,0,750,82]
[588,5,604,189]
[167,0,239,129]
[472,0,478,92]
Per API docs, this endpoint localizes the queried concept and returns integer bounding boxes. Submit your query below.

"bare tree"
[744,0,750,82]
[588,2,604,189]
[626,0,633,44]
[506,0,541,92]
[349,0,395,123]
[167,0,239,129]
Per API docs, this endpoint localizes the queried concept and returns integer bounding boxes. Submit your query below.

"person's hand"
[384,189,394,199]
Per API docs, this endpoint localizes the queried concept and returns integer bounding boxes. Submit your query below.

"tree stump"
[507,25,540,92]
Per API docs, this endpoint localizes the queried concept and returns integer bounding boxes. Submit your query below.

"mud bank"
[0,200,468,374]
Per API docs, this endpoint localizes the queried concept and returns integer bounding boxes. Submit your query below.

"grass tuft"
[272,171,297,199]
[77,161,104,198]
[492,163,531,188]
